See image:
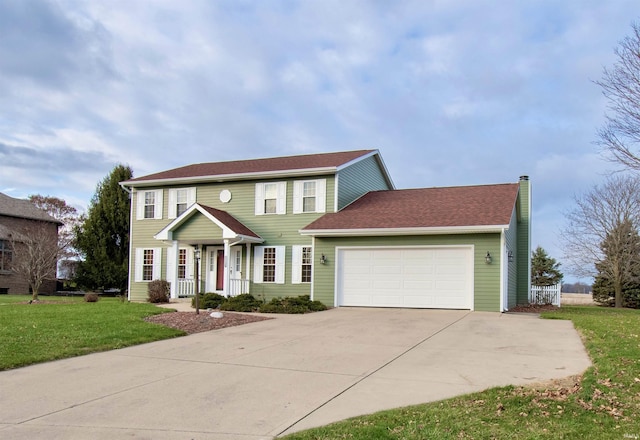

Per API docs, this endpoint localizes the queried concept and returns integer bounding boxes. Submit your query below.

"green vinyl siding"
[128,177,337,301]
[312,234,503,312]
[336,154,392,210]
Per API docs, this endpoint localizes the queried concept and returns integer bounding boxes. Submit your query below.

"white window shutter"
[293,181,303,214]
[316,179,326,213]
[291,245,302,284]
[152,248,162,280]
[255,183,265,215]
[187,187,196,208]
[154,190,163,219]
[275,246,285,284]
[186,248,194,280]
[168,189,177,219]
[276,182,287,215]
[253,246,264,283]
[134,248,143,282]
[136,192,145,220]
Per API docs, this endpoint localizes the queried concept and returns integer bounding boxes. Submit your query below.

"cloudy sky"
[1,0,638,279]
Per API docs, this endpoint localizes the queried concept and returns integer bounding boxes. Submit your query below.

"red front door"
[216,250,224,291]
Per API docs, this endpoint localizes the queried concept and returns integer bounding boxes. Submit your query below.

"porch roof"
[154,203,263,243]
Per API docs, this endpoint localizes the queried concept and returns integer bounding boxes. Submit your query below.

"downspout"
[123,184,134,301]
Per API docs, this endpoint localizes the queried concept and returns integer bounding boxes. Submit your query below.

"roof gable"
[0,193,61,224]
[124,150,378,186]
[302,183,520,233]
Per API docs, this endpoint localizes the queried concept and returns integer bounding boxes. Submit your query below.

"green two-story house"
[121,150,531,312]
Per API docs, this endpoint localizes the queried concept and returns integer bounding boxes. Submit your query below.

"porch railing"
[530,284,561,307]
[175,278,250,297]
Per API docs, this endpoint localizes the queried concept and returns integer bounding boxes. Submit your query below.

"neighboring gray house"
[0,193,61,295]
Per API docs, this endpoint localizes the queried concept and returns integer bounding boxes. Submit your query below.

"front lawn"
[0,295,185,370]
[282,306,640,439]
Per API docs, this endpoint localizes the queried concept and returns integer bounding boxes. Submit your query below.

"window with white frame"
[293,179,326,214]
[168,188,196,219]
[177,249,187,279]
[135,248,162,282]
[0,240,12,272]
[292,245,313,284]
[136,189,163,220]
[253,246,285,284]
[255,182,286,215]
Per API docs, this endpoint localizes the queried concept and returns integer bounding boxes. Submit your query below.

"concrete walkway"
[0,308,590,440]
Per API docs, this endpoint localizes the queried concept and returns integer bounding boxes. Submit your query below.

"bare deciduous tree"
[10,221,66,301]
[596,22,640,171]
[562,175,640,307]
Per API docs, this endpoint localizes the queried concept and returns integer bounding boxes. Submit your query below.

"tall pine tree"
[74,165,132,291]
[531,246,563,286]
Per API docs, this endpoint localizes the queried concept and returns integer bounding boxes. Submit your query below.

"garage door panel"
[339,247,472,309]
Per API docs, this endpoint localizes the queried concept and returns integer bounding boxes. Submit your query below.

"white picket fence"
[530,284,561,306]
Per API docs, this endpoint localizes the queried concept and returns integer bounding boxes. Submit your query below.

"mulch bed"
[508,304,560,313]
[145,311,273,334]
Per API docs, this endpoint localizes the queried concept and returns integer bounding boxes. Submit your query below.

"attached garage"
[336,246,474,309]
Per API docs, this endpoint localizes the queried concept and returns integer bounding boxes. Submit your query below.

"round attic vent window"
[219,189,232,203]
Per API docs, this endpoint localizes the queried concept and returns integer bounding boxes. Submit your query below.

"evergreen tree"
[74,165,132,291]
[531,246,563,286]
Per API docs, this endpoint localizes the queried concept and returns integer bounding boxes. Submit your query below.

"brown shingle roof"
[125,150,376,184]
[302,183,519,232]
[199,205,261,239]
[0,193,61,224]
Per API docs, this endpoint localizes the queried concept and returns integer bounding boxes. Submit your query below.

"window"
[301,246,312,283]
[263,247,276,282]
[292,245,313,284]
[142,249,154,281]
[135,248,161,282]
[0,240,12,272]
[264,183,277,214]
[177,249,187,279]
[255,182,286,215]
[136,189,163,220]
[168,188,196,219]
[293,179,326,214]
[253,246,285,284]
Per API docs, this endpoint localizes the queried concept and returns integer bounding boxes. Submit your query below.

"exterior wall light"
[508,250,514,262]
[320,254,327,264]
[485,251,492,264]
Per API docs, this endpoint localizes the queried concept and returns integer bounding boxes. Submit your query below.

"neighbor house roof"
[301,183,520,235]
[122,150,392,187]
[0,193,61,224]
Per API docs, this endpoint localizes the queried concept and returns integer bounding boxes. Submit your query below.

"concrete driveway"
[0,308,590,440]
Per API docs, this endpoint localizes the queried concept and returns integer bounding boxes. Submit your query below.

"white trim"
[255,182,287,215]
[334,244,475,310]
[293,179,326,214]
[500,230,507,312]
[168,187,196,219]
[253,245,285,284]
[300,224,510,237]
[134,247,162,282]
[136,189,163,220]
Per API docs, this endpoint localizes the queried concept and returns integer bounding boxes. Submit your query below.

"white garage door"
[337,247,473,309]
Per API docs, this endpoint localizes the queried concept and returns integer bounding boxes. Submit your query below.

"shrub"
[259,295,327,314]
[192,292,228,309]
[84,293,99,303]
[219,293,262,312]
[147,280,170,303]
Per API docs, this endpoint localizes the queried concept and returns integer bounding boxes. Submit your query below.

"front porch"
[176,277,251,298]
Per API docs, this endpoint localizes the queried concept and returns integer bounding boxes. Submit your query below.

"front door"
[207,248,224,293]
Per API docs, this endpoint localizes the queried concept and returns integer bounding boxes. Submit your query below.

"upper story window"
[293,179,326,214]
[168,188,196,219]
[136,189,163,220]
[0,240,12,272]
[255,182,286,215]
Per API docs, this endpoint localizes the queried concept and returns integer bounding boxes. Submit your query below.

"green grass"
[282,306,640,439]
[0,295,185,370]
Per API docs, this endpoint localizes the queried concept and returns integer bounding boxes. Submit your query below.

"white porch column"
[223,239,231,297]
[245,243,251,293]
[169,240,179,299]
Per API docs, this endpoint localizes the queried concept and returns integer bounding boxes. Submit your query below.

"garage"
[336,246,474,309]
